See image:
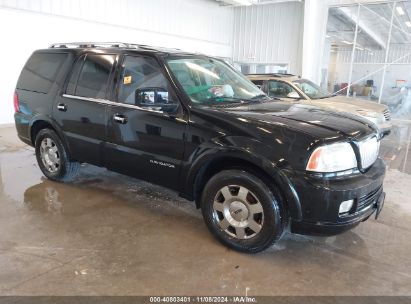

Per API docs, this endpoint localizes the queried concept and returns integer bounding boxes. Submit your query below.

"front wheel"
[201,169,285,253]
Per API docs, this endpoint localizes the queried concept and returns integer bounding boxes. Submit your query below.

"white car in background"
[247,74,392,137]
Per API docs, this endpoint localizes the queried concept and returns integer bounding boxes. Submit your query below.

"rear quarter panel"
[14,51,75,144]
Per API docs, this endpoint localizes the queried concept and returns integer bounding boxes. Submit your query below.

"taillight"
[14,91,20,112]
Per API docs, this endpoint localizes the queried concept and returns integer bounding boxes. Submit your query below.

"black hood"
[219,102,377,140]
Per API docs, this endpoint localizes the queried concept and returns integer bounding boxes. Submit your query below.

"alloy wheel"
[39,138,60,173]
[212,185,264,239]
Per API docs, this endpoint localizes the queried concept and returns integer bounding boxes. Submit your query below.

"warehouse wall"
[332,62,411,89]
[0,0,233,51]
[336,45,411,65]
[0,0,234,124]
[231,1,304,75]
[331,45,411,91]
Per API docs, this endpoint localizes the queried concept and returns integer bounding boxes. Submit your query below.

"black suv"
[14,42,386,253]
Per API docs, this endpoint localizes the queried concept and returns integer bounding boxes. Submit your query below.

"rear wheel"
[35,129,80,182]
[201,169,285,253]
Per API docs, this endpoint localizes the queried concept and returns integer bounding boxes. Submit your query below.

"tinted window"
[66,55,85,95]
[251,80,264,86]
[292,79,331,99]
[17,52,67,93]
[251,80,264,88]
[75,54,115,99]
[118,56,178,111]
[268,81,298,98]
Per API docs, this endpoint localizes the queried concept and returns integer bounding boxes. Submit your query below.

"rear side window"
[17,52,67,93]
[66,55,85,95]
[67,54,115,99]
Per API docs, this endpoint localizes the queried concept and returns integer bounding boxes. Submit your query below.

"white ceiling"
[215,0,398,7]
[327,1,411,51]
[214,0,300,6]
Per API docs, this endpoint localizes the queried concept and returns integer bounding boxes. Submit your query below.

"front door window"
[117,56,180,114]
[267,81,299,99]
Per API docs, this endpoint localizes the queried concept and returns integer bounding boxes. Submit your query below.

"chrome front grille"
[358,136,380,169]
[383,109,391,121]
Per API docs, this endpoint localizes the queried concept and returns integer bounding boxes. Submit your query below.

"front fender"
[181,137,302,221]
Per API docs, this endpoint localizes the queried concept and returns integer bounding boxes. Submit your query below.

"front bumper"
[285,158,386,236]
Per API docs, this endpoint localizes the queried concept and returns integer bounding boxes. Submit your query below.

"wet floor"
[0,122,411,296]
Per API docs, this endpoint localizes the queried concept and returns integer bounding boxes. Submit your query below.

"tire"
[201,169,285,253]
[35,129,80,182]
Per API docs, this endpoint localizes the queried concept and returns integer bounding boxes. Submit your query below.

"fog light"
[339,199,354,214]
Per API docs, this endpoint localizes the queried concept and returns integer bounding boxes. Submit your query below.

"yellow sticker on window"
[123,76,132,84]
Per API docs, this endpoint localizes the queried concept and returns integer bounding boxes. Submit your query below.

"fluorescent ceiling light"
[342,40,353,45]
[406,21,411,27]
[396,6,405,16]
[231,0,252,5]
[356,47,364,51]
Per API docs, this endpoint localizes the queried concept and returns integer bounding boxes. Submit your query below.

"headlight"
[306,142,358,173]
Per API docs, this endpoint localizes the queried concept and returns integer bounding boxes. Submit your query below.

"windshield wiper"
[250,94,269,100]
[316,95,332,100]
[206,94,275,106]
[207,97,255,104]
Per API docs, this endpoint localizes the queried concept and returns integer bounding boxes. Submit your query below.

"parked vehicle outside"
[14,43,386,253]
[247,74,392,137]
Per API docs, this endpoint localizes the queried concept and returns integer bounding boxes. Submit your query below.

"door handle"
[57,103,67,112]
[113,114,127,124]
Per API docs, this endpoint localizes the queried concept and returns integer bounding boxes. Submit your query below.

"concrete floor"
[0,122,411,296]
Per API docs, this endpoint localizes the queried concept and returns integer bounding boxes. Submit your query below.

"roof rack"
[49,42,132,48]
[48,42,183,52]
[247,73,297,78]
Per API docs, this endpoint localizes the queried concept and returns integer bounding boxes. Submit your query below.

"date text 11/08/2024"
[149,296,257,303]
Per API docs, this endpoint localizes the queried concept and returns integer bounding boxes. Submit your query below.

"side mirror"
[135,87,178,113]
[287,91,300,99]
[135,87,169,105]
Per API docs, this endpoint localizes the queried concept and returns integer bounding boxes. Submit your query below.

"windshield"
[166,57,266,105]
[292,79,331,99]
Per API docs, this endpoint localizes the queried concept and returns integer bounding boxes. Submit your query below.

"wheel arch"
[29,116,72,157]
[186,150,302,221]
